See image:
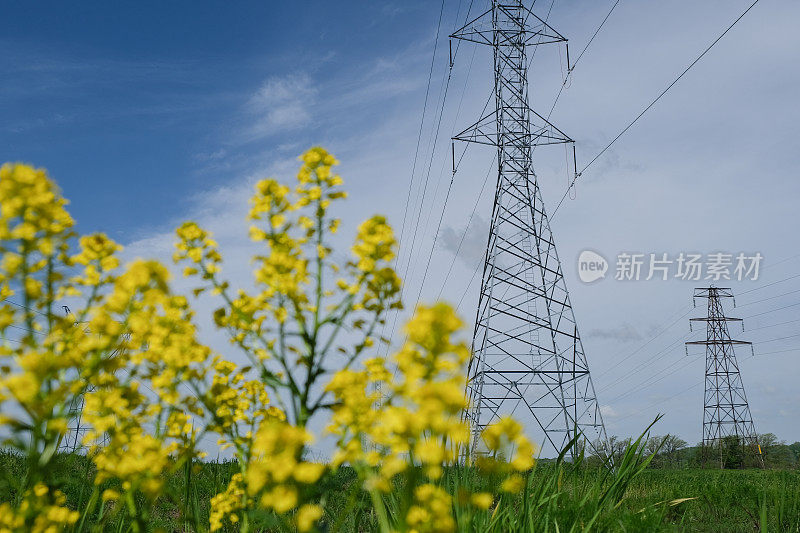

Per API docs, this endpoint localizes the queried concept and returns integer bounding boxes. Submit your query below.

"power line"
[456,255,482,312]
[550,0,762,220]
[436,156,495,300]
[614,382,701,424]
[607,332,795,415]
[2,298,49,318]
[745,318,800,333]
[607,352,703,405]
[396,3,452,287]
[597,331,695,396]
[543,0,621,124]
[756,333,800,345]
[7,323,45,336]
[408,28,479,310]
[744,301,800,320]
[595,305,693,380]
[591,255,800,391]
[738,273,800,296]
[764,253,800,271]
[383,0,483,358]
[571,0,620,68]
[401,0,475,287]
[602,267,799,425]
[389,0,448,293]
[737,287,800,308]
[377,0,448,355]
[394,0,447,259]
[602,295,800,402]
[754,347,798,359]
[608,323,800,409]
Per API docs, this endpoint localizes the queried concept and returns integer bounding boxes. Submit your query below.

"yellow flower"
[479,416,537,475]
[406,484,455,533]
[102,489,120,502]
[209,473,246,532]
[351,216,396,272]
[471,492,493,510]
[293,462,325,484]
[501,474,525,493]
[296,503,323,532]
[260,485,297,514]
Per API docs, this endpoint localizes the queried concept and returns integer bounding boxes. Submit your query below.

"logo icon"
[578,250,608,283]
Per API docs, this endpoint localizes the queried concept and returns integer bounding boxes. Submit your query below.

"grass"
[2,448,799,532]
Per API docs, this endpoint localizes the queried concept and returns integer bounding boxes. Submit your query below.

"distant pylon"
[451,0,606,458]
[686,287,764,468]
[60,305,91,452]
[59,305,111,453]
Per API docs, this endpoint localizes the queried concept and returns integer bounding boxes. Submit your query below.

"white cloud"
[438,214,488,266]
[600,405,618,418]
[247,74,316,137]
[587,323,642,343]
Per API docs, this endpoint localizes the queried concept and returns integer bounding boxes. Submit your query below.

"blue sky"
[1,1,432,238]
[3,0,800,454]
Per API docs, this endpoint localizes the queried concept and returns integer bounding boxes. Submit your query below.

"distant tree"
[589,437,611,466]
[639,434,689,468]
[692,442,715,468]
[758,433,797,469]
[720,435,744,469]
[691,434,793,469]
[592,433,690,469]
[760,433,780,448]
[661,435,688,467]
[789,442,800,464]
[609,436,632,466]
[644,435,665,459]
[589,435,631,467]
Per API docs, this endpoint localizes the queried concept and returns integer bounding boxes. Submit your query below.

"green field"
[2,449,799,532]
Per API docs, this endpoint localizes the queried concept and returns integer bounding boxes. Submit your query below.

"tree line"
[589,433,800,469]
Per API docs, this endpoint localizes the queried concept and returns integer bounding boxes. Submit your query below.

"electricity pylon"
[686,287,764,468]
[59,306,90,452]
[62,387,103,452]
[59,305,111,453]
[451,1,606,458]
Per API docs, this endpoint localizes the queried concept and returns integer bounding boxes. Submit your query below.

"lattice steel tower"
[451,1,606,457]
[686,287,763,468]
[59,305,112,453]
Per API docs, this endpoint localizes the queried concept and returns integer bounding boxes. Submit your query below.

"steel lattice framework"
[59,307,113,453]
[451,1,606,458]
[686,287,764,468]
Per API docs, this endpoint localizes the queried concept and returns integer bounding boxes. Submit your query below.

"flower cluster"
[477,417,537,493]
[0,163,73,285]
[244,419,325,531]
[0,484,79,532]
[328,303,470,476]
[174,147,401,432]
[209,473,246,532]
[407,484,455,533]
[0,164,215,527]
[326,303,487,530]
[205,357,284,449]
[0,150,539,533]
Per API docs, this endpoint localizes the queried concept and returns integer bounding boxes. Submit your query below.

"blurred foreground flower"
[0,150,536,533]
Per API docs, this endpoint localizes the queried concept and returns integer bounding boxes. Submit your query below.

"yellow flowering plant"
[0,150,543,533]
[0,162,219,530]
[174,147,402,432]
[170,147,407,530]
